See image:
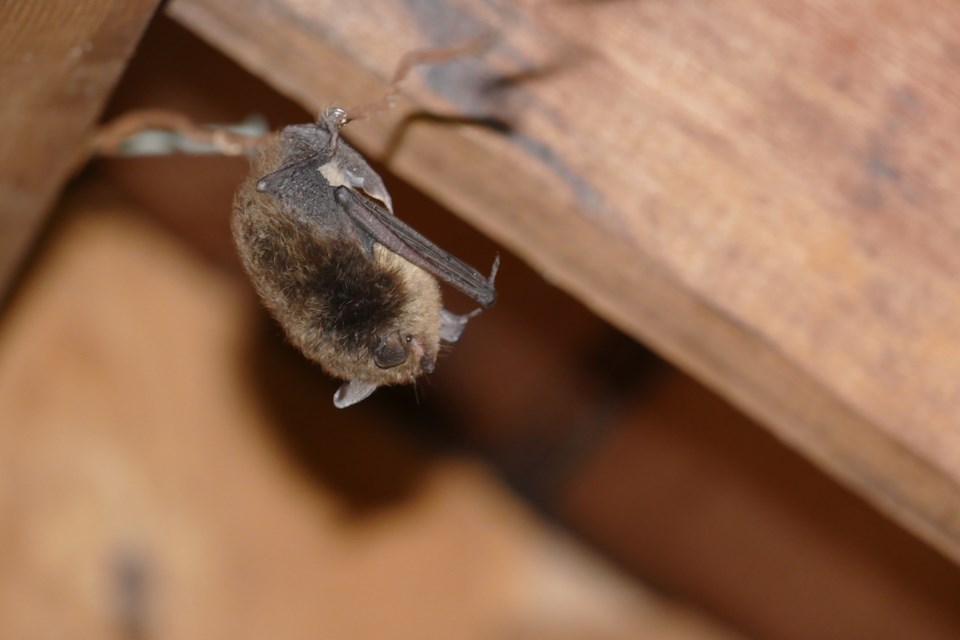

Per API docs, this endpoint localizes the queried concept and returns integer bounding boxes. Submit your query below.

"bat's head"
[333,334,438,408]
[331,247,443,408]
[332,325,441,409]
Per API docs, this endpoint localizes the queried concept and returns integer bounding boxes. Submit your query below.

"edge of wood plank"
[0,0,161,301]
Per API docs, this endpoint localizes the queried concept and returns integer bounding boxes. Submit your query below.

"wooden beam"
[169,0,960,564]
[0,0,160,299]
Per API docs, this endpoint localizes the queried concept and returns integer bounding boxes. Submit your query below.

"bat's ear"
[333,380,378,408]
[338,148,394,212]
[439,308,483,344]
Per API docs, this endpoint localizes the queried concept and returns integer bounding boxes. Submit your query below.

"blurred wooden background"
[3,2,960,639]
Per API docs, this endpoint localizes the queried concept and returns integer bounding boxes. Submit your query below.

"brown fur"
[232,134,442,387]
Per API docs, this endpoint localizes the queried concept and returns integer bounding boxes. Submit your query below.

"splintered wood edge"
[168,0,960,565]
[0,0,161,302]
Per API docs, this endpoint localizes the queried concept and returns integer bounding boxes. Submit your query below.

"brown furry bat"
[232,107,498,408]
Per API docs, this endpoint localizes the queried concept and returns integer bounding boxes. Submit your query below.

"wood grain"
[0,0,159,299]
[168,0,960,563]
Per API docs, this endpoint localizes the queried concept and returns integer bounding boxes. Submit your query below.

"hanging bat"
[87,40,499,408]
[232,101,498,408]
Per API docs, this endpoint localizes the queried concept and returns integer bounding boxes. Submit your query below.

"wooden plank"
[0,0,160,298]
[168,0,960,563]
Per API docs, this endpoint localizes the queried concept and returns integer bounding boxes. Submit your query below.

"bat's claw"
[323,107,349,129]
[488,254,501,286]
[474,254,500,309]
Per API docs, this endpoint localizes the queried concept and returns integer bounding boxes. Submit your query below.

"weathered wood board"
[168,0,960,564]
[0,0,160,298]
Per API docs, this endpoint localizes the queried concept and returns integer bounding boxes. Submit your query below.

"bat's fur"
[233,131,443,387]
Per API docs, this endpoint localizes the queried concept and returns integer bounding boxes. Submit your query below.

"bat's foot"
[317,107,350,160]
[439,307,483,343]
[321,107,348,131]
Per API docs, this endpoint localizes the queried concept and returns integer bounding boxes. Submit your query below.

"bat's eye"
[373,333,408,369]
[404,335,413,343]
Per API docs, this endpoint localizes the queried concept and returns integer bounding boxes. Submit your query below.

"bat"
[233,94,498,408]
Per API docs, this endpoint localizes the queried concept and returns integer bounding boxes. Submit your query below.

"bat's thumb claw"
[488,254,501,285]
